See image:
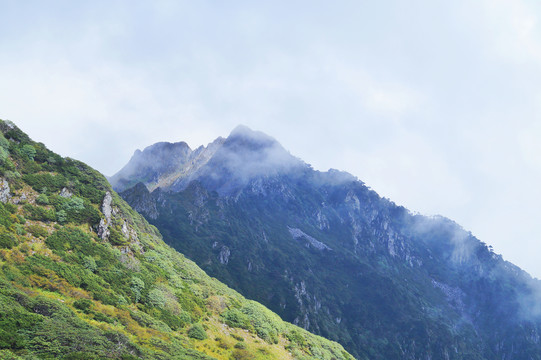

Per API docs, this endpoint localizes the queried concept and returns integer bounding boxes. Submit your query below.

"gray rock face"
[0,178,10,203]
[98,192,113,240]
[288,227,331,251]
[117,183,159,220]
[102,192,112,220]
[59,187,73,198]
[219,246,231,265]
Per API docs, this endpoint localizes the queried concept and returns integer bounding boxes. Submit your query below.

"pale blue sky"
[2,0,541,277]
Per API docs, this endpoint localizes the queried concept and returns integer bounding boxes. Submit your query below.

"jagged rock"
[121,221,130,239]
[97,219,109,240]
[0,178,10,203]
[288,227,331,251]
[98,192,113,240]
[102,191,113,220]
[119,183,159,220]
[315,209,330,230]
[59,187,72,198]
[219,246,230,265]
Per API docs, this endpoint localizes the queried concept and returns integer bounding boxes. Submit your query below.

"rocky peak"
[198,125,306,192]
[109,141,192,192]
[112,126,308,196]
[225,125,280,152]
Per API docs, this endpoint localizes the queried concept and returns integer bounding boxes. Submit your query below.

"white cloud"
[477,0,541,64]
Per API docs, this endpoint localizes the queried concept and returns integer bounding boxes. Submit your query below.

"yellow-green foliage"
[0,120,354,360]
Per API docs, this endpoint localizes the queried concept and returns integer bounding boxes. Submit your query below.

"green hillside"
[0,120,353,360]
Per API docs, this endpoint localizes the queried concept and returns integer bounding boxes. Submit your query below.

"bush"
[27,224,48,238]
[157,309,190,331]
[23,204,56,222]
[35,193,49,205]
[187,323,207,340]
[223,308,252,330]
[108,227,126,246]
[82,256,97,272]
[231,349,255,360]
[234,342,246,349]
[0,350,21,360]
[147,288,166,308]
[93,312,115,324]
[0,232,17,249]
[22,173,66,193]
[73,299,93,313]
[56,210,67,224]
[21,144,36,161]
[130,277,145,303]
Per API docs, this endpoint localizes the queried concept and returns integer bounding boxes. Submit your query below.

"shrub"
[130,277,145,303]
[231,334,244,342]
[21,144,36,160]
[0,147,7,165]
[223,308,252,330]
[93,312,115,324]
[56,210,67,224]
[231,349,255,360]
[187,323,207,340]
[14,223,25,235]
[0,350,21,360]
[117,295,128,306]
[22,173,66,193]
[35,193,49,205]
[234,342,246,349]
[157,309,190,330]
[108,227,126,246]
[27,224,48,238]
[0,232,17,249]
[73,299,93,313]
[82,256,97,273]
[147,288,167,308]
[23,204,56,222]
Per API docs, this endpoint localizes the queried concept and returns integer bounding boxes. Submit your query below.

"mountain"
[110,125,306,195]
[113,125,541,360]
[0,119,354,360]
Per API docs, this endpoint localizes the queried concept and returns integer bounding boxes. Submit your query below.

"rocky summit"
[114,125,541,360]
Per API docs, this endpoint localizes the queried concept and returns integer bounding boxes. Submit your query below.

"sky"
[1,0,541,277]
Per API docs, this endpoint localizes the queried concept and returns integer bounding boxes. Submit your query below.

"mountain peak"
[112,126,307,195]
[109,140,192,192]
[225,125,280,153]
[229,124,275,141]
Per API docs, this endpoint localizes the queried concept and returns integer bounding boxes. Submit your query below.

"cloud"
[477,0,541,64]
[2,0,541,278]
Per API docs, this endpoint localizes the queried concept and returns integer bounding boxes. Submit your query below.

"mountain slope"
[0,120,353,360]
[114,126,541,360]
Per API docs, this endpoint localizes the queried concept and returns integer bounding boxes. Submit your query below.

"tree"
[22,144,36,160]
[187,323,207,340]
[130,277,145,303]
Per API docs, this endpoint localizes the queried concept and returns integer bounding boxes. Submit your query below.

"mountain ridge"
[110,126,306,196]
[114,125,541,359]
[0,120,353,360]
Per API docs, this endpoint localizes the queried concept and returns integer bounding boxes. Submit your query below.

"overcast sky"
[2,0,541,277]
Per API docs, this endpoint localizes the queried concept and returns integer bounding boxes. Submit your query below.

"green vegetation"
[0,120,353,359]
[188,323,208,340]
